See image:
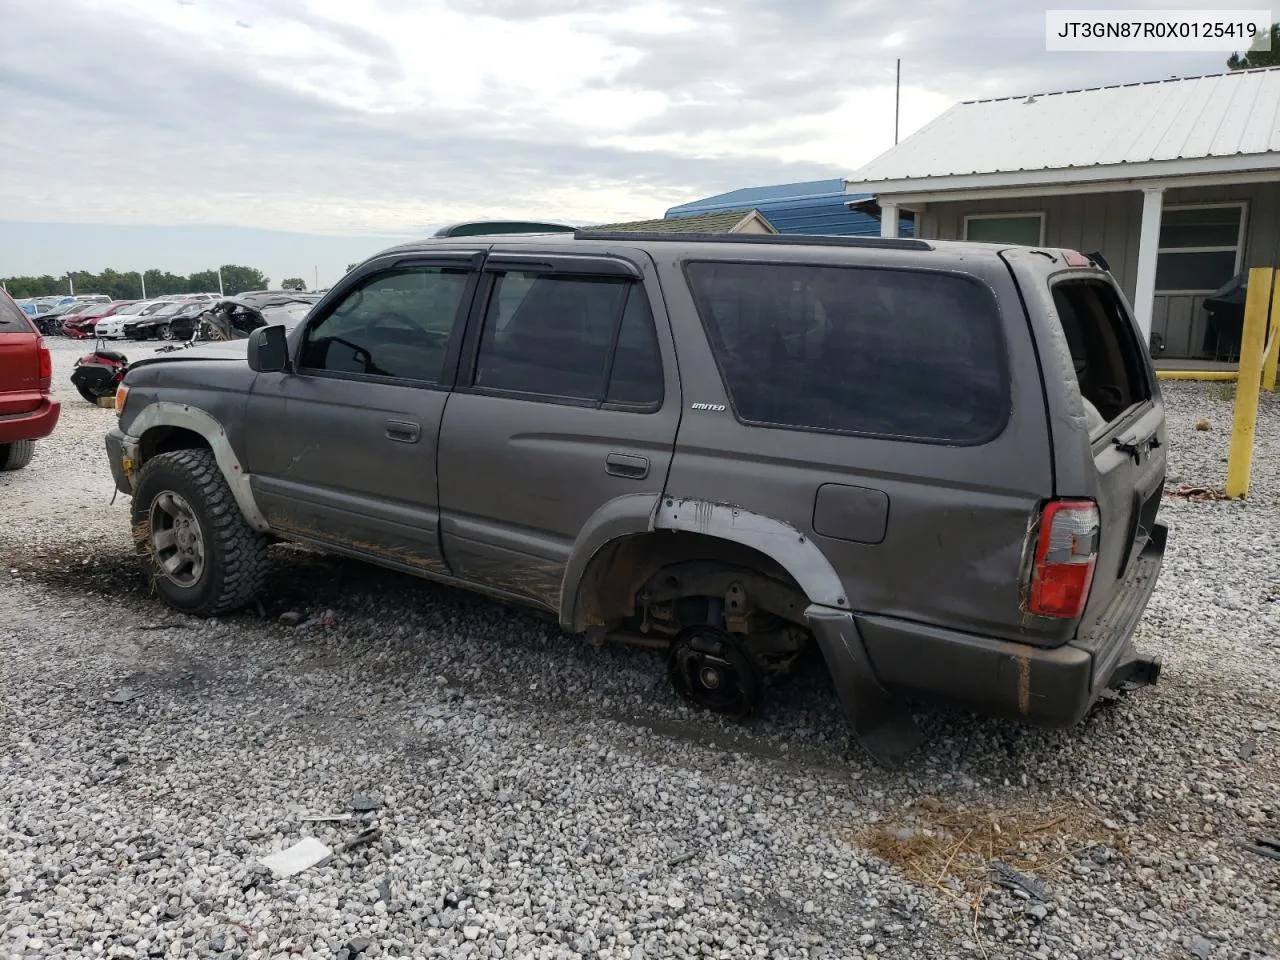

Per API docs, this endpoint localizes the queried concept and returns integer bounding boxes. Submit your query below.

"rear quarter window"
[0,294,35,332]
[1050,278,1151,429]
[683,261,1009,444]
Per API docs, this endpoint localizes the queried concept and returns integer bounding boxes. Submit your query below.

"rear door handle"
[605,453,649,479]
[385,419,421,444]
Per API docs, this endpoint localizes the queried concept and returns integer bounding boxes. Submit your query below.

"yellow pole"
[1264,275,1280,393]
[1224,267,1274,498]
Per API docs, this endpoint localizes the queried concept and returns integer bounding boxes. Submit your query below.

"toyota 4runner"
[104,231,1168,764]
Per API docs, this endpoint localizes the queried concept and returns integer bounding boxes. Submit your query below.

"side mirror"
[247,324,290,373]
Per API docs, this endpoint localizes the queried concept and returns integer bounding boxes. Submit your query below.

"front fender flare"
[125,401,269,532]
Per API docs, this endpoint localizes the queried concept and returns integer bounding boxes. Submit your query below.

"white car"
[94,299,170,339]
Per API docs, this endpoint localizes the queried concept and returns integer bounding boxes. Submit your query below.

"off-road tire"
[0,440,36,471]
[131,448,268,616]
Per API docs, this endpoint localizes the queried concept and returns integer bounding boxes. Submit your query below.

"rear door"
[0,292,42,416]
[1003,252,1166,629]
[435,250,679,610]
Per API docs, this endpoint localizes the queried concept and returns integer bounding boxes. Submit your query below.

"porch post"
[1132,186,1164,345]
[880,201,899,239]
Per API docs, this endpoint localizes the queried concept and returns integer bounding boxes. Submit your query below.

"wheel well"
[139,426,211,464]
[570,531,810,633]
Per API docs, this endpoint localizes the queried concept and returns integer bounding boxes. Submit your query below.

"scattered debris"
[335,826,382,854]
[278,611,303,627]
[1165,484,1229,501]
[105,687,140,704]
[1190,934,1215,958]
[1240,835,1280,861]
[666,851,698,868]
[299,813,354,823]
[297,609,336,630]
[1194,418,1211,431]
[990,861,1049,902]
[350,792,382,812]
[375,876,391,904]
[258,837,333,878]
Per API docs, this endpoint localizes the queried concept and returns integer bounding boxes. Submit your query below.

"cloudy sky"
[0,0,1237,288]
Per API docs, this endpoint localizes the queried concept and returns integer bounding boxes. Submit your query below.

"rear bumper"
[0,398,61,443]
[809,521,1168,730]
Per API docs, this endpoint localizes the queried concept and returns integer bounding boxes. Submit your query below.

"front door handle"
[385,419,421,444]
[605,453,649,479]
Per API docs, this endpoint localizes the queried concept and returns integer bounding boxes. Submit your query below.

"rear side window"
[472,273,663,407]
[1051,280,1150,429]
[684,261,1009,443]
[0,294,33,331]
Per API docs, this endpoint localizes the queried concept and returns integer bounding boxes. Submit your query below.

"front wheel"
[131,448,269,616]
[159,324,175,341]
[0,440,36,471]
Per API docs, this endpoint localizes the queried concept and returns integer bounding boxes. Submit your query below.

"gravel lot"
[2,339,1277,960]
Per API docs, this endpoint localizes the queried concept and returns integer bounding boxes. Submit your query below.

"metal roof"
[846,66,1280,187]
[664,179,906,238]
[590,208,776,234]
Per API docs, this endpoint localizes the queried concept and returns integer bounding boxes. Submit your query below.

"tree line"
[1,264,272,301]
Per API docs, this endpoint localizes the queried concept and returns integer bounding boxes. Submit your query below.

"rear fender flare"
[653,498,848,609]
[125,401,269,532]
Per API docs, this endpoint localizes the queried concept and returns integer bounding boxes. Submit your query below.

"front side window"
[472,272,663,406]
[299,266,471,383]
[685,261,1008,443]
[1156,205,1243,293]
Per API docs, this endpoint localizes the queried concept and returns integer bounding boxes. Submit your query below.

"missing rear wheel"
[667,627,761,719]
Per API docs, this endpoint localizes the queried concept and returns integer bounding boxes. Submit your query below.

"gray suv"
[105,232,1168,764]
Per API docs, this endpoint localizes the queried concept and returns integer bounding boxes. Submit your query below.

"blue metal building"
[663,178,913,238]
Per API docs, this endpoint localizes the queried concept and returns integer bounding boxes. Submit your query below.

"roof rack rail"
[570,230,933,251]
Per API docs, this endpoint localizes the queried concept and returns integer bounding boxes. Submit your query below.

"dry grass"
[849,795,1125,899]
[845,796,1126,956]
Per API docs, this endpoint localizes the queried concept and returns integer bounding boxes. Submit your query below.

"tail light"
[1028,499,1099,619]
[37,338,52,392]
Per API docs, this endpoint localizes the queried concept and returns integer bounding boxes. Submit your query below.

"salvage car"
[0,288,59,469]
[103,231,1168,765]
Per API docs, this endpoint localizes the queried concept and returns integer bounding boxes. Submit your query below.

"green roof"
[588,208,774,234]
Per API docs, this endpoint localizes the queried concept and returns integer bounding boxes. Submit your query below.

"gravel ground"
[1,339,1277,960]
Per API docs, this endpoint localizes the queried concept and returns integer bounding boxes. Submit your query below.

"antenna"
[895,58,901,144]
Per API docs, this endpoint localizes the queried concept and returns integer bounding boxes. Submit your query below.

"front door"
[243,256,480,575]
[436,252,680,610]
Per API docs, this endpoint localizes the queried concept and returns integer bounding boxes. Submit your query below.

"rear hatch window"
[684,261,1009,444]
[1050,280,1151,435]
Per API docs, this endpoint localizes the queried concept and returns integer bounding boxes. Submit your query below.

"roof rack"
[570,230,932,251]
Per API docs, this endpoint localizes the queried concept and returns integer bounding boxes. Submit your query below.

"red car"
[61,299,138,339]
[0,288,59,470]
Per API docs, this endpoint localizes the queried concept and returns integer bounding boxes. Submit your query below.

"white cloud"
[0,0,1235,256]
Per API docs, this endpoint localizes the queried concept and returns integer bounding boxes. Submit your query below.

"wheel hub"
[148,491,206,588]
[667,627,761,719]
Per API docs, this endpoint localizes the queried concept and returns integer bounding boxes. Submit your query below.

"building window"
[1155,204,1245,293]
[963,213,1045,246]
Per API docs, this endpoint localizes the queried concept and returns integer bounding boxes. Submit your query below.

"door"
[243,257,480,575]
[1048,277,1166,614]
[436,252,679,610]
